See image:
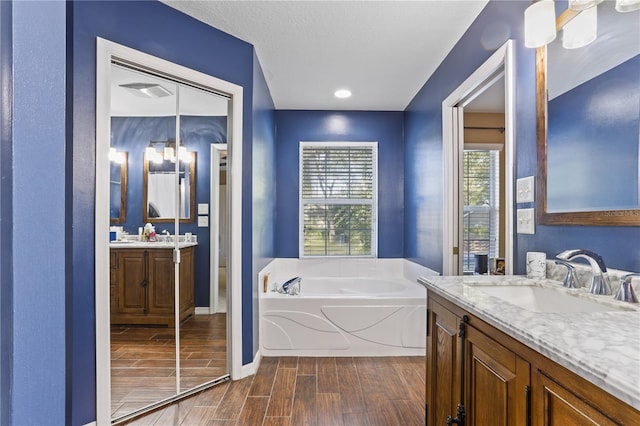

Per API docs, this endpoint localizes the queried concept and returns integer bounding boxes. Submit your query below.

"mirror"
[110,151,127,224]
[537,3,640,225]
[143,144,196,223]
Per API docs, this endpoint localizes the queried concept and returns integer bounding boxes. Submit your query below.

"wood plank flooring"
[125,356,426,425]
[112,314,227,418]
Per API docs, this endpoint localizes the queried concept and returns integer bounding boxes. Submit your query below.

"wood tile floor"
[125,355,426,425]
[112,314,227,418]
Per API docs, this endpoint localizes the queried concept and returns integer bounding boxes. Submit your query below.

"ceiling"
[160,0,490,111]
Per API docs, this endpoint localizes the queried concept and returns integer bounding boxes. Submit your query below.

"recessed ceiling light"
[334,89,352,99]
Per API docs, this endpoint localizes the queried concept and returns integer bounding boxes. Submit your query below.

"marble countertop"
[109,241,198,249]
[418,275,640,410]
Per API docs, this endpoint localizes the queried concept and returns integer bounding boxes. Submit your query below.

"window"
[300,142,377,257]
[463,149,500,273]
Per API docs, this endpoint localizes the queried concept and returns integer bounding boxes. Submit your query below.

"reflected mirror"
[143,143,196,223]
[537,2,640,225]
[110,151,127,224]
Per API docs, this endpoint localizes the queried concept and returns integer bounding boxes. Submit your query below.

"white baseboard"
[239,350,261,378]
[83,422,97,426]
[195,307,210,315]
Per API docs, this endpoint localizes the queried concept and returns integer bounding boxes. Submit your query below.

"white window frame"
[298,141,378,258]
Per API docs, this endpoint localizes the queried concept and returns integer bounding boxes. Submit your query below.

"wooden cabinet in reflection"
[110,246,195,327]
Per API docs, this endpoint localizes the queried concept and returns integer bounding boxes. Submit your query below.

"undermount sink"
[473,285,626,313]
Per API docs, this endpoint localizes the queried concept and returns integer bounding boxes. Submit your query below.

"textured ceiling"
[161,0,489,111]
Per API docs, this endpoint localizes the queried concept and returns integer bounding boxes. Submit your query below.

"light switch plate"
[197,216,209,227]
[516,176,535,203]
[517,208,535,234]
[198,203,209,215]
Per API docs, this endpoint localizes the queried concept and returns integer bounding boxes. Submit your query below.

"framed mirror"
[110,151,127,224]
[143,143,196,223]
[536,3,640,226]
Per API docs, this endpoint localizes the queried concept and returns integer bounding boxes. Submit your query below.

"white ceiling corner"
[160,0,490,111]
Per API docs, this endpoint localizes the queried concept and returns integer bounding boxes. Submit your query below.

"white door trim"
[442,40,516,276]
[210,144,227,314]
[95,38,244,425]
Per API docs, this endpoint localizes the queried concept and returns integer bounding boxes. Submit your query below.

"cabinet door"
[147,250,175,314]
[465,324,530,426]
[427,300,461,425]
[116,250,147,315]
[179,247,194,314]
[534,369,640,425]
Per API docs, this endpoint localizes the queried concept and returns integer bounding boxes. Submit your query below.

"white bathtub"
[259,259,436,357]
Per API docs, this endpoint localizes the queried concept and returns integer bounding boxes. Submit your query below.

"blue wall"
[275,110,404,258]
[547,55,640,211]
[111,115,227,306]
[251,53,276,356]
[10,1,67,424]
[405,0,640,274]
[72,1,259,423]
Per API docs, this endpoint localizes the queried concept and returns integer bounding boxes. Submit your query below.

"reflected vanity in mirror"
[536,2,640,225]
[110,150,127,224]
[143,141,196,223]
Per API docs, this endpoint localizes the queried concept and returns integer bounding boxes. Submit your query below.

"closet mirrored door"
[110,64,180,419]
[108,63,230,422]
[177,84,230,392]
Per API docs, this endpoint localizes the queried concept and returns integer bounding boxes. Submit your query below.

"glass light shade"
[109,147,125,164]
[616,0,640,12]
[163,146,175,161]
[178,146,191,163]
[562,6,597,49]
[525,0,557,48]
[568,0,603,11]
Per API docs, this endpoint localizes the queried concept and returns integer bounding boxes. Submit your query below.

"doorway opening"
[442,40,515,276]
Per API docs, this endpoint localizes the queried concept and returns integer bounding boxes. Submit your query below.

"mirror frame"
[110,152,127,224]
[536,9,640,226]
[143,151,196,223]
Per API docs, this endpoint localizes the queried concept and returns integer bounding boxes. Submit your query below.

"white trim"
[298,141,378,258]
[210,144,227,315]
[464,143,504,151]
[240,350,262,378]
[95,38,244,424]
[442,40,516,276]
[194,307,211,315]
[83,422,97,426]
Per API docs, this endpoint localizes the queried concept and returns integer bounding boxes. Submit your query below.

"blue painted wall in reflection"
[547,55,639,211]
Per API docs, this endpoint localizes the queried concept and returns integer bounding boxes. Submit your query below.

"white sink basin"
[474,285,622,313]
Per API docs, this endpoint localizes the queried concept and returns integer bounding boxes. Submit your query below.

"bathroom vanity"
[110,242,196,327]
[420,275,640,425]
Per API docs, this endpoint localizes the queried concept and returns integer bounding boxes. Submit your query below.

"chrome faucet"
[614,273,639,303]
[278,277,302,295]
[554,259,579,289]
[556,249,611,295]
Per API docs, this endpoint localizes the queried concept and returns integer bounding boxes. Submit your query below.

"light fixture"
[120,82,173,98]
[563,5,598,49]
[334,89,352,99]
[568,0,603,11]
[109,147,125,164]
[616,0,640,12]
[524,0,557,48]
[178,146,191,163]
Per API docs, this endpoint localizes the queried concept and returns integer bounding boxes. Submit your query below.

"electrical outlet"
[517,208,535,234]
[516,176,535,203]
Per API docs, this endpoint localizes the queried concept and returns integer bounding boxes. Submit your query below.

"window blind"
[300,144,376,257]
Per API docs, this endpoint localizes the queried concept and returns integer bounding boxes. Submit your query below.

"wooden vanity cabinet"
[427,296,530,426]
[427,292,640,425]
[111,246,195,327]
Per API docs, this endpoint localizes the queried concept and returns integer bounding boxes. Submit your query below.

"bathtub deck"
[125,356,426,425]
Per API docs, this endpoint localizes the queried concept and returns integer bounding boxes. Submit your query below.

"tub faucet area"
[556,249,611,295]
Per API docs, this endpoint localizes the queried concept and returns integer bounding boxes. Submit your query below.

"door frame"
[442,40,515,276]
[95,38,244,424]
[210,143,227,314]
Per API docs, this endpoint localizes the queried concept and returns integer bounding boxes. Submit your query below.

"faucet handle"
[554,260,579,289]
[614,273,640,303]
